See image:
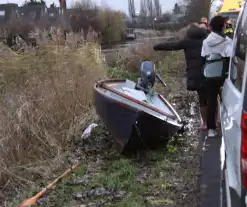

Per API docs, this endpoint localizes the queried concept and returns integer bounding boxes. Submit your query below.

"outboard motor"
[135,61,156,93]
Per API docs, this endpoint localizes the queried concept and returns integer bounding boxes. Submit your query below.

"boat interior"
[99,80,176,120]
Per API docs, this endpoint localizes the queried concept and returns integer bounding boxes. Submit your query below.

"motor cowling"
[135,61,156,93]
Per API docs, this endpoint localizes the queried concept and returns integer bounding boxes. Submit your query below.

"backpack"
[202,53,230,80]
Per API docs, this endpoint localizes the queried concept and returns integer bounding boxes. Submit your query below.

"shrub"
[105,41,166,86]
[105,38,185,90]
[69,0,126,43]
[98,9,126,43]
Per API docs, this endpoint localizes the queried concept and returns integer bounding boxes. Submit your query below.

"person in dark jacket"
[153,23,208,129]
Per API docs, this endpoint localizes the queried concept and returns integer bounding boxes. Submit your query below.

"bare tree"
[184,0,210,23]
[140,0,147,17]
[146,0,154,17]
[71,0,94,9]
[153,0,162,16]
[128,0,136,18]
[173,3,181,14]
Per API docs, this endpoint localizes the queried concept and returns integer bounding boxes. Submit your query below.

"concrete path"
[199,131,222,207]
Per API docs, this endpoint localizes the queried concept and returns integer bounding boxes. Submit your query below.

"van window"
[219,12,239,24]
[230,6,247,92]
[0,10,5,16]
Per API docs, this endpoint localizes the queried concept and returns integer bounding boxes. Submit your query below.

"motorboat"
[94,60,183,152]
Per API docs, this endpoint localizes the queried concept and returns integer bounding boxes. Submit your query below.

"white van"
[220,1,247,206]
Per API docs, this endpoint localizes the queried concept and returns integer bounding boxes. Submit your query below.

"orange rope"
[18,163,80,207]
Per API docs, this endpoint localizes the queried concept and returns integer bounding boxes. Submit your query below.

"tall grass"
[0,42,106,201]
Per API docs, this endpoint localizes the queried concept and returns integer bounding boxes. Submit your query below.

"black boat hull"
[94,85,181,153]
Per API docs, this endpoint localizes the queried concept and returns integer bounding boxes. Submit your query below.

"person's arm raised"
[153,39,187,51]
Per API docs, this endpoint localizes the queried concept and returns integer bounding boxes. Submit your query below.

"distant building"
[0,3,18,23]
[47,7,60,21]
[18,5,47,22]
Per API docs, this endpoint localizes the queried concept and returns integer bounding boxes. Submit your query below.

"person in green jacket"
[224,18,234,38]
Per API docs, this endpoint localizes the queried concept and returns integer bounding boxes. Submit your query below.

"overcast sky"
[0,0,177,14]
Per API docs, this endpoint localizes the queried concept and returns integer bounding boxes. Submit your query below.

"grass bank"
[4,38,201,207]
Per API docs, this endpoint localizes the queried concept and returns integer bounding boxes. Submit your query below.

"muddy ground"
[14,83,201,207]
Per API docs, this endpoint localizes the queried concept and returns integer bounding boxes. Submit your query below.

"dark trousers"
[207,79,223,130]
[197,86,208,107]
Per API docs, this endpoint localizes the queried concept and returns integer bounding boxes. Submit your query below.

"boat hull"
[94,82,181,153]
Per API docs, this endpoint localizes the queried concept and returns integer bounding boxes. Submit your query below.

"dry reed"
[0,35,106,202]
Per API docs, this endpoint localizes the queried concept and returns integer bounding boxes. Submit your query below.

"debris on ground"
[81,123,98,139]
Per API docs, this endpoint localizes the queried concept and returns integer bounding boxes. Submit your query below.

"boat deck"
[101,80,176,121]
